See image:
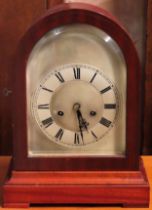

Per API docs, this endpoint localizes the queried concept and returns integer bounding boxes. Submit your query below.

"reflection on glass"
[26,24,127,157]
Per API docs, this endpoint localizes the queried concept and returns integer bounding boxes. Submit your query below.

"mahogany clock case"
[2,3,149,208]
[11,3,141,171]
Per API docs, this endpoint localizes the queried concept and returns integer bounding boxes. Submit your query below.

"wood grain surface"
[144,0,152,154]
[12,2,141,171]
[0,156,151,209]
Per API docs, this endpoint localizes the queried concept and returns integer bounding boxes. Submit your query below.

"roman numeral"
[40,85,53,92]
[55,128,64,140]
[104,104,116,109]
[73,67,80,79]
[90,72,97,83]
[91,131,98,140]
[100,117,112,127]
[38,104,49,109]
[100,86,111,94]
[74,133,80,144]
[42,117,53,128]
[55,72,65,83]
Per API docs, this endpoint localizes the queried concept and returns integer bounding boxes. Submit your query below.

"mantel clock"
[3,3,149,208]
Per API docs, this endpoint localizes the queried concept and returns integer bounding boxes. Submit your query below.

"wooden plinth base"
[3,160,149,208]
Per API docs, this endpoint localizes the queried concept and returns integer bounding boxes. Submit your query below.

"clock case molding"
[3,3,149,208]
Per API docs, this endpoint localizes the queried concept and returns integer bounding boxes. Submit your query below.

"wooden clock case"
[3,3,149,208]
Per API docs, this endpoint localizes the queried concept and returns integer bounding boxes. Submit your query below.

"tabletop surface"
[0,156,151,210]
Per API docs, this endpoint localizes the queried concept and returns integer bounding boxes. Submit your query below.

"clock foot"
[123,203,149,208]
[3,203,29,208]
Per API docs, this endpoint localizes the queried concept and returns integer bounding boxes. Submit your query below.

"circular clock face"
[32,64,120,147]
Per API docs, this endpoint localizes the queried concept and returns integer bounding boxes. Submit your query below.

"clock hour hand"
[81,118,89,132]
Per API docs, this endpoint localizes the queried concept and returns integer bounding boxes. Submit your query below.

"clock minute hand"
[77,109,89,132]
[73,103,84,141]
[76,109,84,141]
